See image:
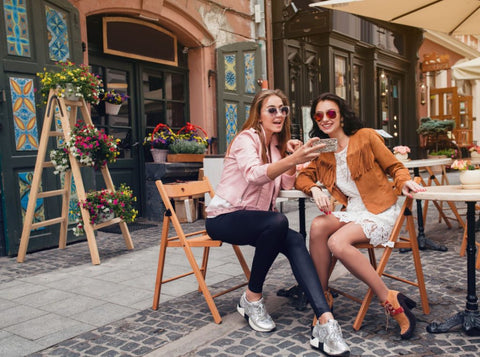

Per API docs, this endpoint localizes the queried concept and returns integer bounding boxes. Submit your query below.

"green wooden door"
[0,0,83,255]
[89,58,141,208]
[216,42,262,153]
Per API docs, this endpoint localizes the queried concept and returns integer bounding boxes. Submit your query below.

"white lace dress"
[331,146,400,247]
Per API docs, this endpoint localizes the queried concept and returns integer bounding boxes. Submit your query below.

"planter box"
[167,154,205,163]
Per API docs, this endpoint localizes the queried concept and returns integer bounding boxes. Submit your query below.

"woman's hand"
[311,186,331,215]
[288,138,323,165]
[401,180,426,198]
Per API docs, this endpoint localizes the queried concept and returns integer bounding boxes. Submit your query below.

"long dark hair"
[309,92,364,139]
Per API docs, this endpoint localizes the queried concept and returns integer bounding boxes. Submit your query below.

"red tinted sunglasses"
[315,109,338,122]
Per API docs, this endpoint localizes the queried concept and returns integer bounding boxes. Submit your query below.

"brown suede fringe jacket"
[295,128,412,215]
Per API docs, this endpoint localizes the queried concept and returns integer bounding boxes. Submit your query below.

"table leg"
[427,201,480,335]
[413,168,448,252]
[277,197,309,310]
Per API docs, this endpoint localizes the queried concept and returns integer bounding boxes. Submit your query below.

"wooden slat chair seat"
[327,177,430,331]
[152,177,251,324]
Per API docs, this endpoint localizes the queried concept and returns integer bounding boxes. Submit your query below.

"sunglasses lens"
[326,110,337,119]
[267,106,289,116]
[315,112,324,121]
[315,110,337,121]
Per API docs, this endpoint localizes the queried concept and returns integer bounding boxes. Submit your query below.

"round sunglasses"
[315,109,338,122]
[266,106,290,117]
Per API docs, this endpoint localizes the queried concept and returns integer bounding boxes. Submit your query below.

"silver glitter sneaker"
[236,292,276,332]
[311,319,350,356]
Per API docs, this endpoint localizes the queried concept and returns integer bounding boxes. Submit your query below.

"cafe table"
[403,157,464,251]
[276,189,311,310]
[413,185,480,336]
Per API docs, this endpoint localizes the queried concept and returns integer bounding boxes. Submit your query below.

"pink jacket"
[206,128,296,217]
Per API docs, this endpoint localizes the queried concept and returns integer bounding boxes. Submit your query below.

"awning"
[452,57,480,80]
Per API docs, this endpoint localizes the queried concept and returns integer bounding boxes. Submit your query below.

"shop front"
[0,0,253,256]
[271,2,422,152]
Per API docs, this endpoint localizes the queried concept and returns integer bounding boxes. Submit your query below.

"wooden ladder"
[17,89,134,265]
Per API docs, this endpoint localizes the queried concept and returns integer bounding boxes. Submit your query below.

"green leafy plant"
[428,148,456,157]
[72,183,138,236]
[417,117,456,153]
[37,61,103,105]
[169,140,207,154]
[143,122,210,154]
[170,122,209,154]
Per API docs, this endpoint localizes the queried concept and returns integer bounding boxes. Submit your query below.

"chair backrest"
[156,177,215,212]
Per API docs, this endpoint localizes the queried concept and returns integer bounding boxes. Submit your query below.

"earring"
[341,118,344,128]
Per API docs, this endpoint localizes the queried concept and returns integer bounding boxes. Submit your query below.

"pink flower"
[393,146,410,155]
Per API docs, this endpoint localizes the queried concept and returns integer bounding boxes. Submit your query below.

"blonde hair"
[235,89,291,163]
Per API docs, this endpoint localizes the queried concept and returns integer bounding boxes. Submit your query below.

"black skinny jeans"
[205,210,330,318]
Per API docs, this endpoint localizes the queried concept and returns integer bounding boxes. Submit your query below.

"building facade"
[0,0,260,256]
[2,0,476,256]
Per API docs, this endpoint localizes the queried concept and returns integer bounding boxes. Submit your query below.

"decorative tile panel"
[225,102,238,145]
[244,52,255,94]
[60,173,78,224]
[45,5,69,61]
[3,0,30,57]
[9,77,39,151]
[18,171,45,228]
[245,104,251,122]
[224,54,236,91]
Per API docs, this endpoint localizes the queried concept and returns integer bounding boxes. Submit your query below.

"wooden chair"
[152,177,251,324]
[328,177,430,331]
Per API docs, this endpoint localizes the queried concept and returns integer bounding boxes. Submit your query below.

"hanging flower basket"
[72,184,138,236]
[37,61,103,105]
[105,102,122,115]
[101,90,128,115]
[49,124,120,174]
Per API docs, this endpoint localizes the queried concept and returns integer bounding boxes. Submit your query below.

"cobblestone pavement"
[3,177,480,356]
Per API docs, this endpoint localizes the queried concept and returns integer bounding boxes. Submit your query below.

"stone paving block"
[14,288,76,308]
[0,281,47,300]
[0,305,48,329]
[102,285,152,307]
[0,333,44,357]
[4,313,90,340]
[39,294,107,317]
[70,303,138,327]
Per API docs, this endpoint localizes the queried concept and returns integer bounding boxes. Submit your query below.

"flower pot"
[167,153,205,163]
[64,83,80,101]
[395,153,409,161]
[459,170,480,188]
[151,149,168,163]
[105,102,122,115]
[98,211,115,223]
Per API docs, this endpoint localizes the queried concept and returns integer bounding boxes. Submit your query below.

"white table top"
[412,185,480,202]
[279,189,310,199]
[402,157,452,168]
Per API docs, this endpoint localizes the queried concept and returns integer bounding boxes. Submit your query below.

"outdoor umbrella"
[309,0,480,35]
[452,57,480,80]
